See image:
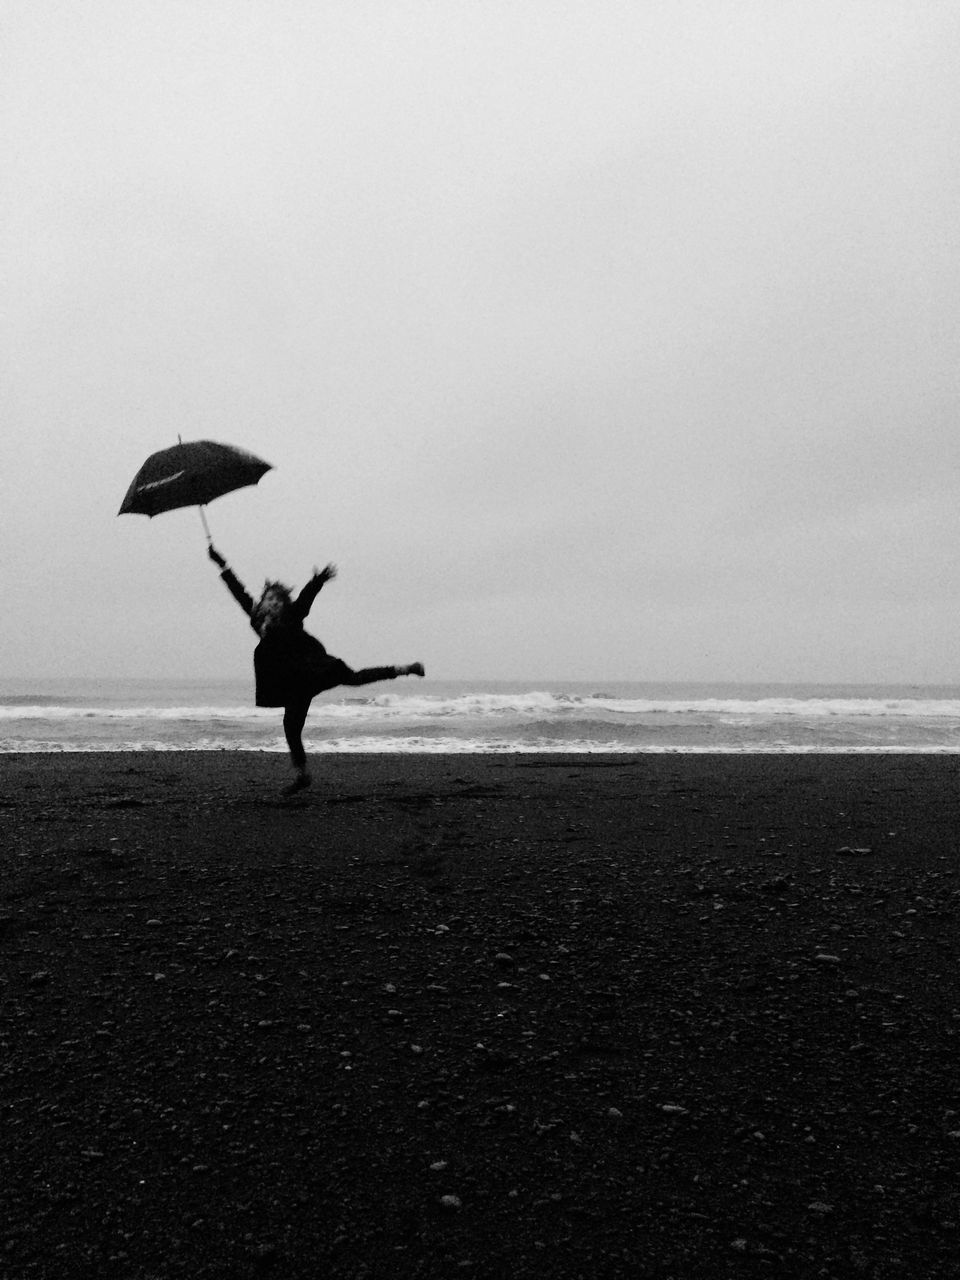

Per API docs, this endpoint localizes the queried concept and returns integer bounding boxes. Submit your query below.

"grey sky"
[4,1,959,682]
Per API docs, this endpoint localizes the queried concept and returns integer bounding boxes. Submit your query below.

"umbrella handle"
[198,506,212,544]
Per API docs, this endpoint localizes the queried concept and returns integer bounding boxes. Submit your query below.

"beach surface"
[2,752,960,1278]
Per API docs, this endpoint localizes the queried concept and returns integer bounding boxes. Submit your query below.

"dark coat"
[220,568,352,707]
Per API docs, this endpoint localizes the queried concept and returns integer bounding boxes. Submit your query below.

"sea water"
[2,677,960,753]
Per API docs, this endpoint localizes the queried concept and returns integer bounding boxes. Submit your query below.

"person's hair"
[258,580,292,603]
[251,581,294,634]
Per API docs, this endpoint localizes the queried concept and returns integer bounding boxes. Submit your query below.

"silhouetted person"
[209,546,424,793]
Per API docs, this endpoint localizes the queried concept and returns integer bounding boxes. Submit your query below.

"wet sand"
[2,752,960,1278]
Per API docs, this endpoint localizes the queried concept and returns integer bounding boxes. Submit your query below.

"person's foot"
[283,772,311,796]
[404,662,425,677]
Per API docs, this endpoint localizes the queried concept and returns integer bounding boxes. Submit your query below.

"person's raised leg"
[340,663,425,685]
[282,699,312,794]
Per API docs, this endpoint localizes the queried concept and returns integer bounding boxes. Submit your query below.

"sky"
[3,0,959,684]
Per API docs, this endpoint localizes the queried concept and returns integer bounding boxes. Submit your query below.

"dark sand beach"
[2,752,960,1279]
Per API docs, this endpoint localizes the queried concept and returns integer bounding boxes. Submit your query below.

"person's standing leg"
[282,698,312,793]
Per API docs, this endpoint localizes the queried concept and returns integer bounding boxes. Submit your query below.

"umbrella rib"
[137,470,187,493]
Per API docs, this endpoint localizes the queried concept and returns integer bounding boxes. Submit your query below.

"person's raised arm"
[294,562,337,620]
[209,545,254,617]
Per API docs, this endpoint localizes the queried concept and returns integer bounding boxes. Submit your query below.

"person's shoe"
[283,772,311,796]
[405,662,425,677]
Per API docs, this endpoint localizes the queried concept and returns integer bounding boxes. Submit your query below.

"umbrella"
[118,439,273,541]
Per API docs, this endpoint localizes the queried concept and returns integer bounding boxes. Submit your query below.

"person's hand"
[314,562,337,584]
[208,546,226,569]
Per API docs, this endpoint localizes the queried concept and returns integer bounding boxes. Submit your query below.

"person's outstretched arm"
[209,545,254,618]
[294,563,337,620]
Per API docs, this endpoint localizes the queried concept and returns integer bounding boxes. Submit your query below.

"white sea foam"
[2,737,957,755]
[4,692,960,722]
[3,681,960,752]
[0,704,269,721]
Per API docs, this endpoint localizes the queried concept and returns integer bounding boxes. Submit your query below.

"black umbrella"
[118,439,273,541]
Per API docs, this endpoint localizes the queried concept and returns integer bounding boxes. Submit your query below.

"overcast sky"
[3,1,959,683]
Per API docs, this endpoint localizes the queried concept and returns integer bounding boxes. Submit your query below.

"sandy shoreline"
[2,752,960,1278]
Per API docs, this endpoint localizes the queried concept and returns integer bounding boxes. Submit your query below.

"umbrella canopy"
[118,440,273,518]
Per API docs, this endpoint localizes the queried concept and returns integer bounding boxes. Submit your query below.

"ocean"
[2,677,960,754]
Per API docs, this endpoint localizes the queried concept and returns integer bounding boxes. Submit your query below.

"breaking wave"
[4,691,960,722]
[2,686,960,752]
